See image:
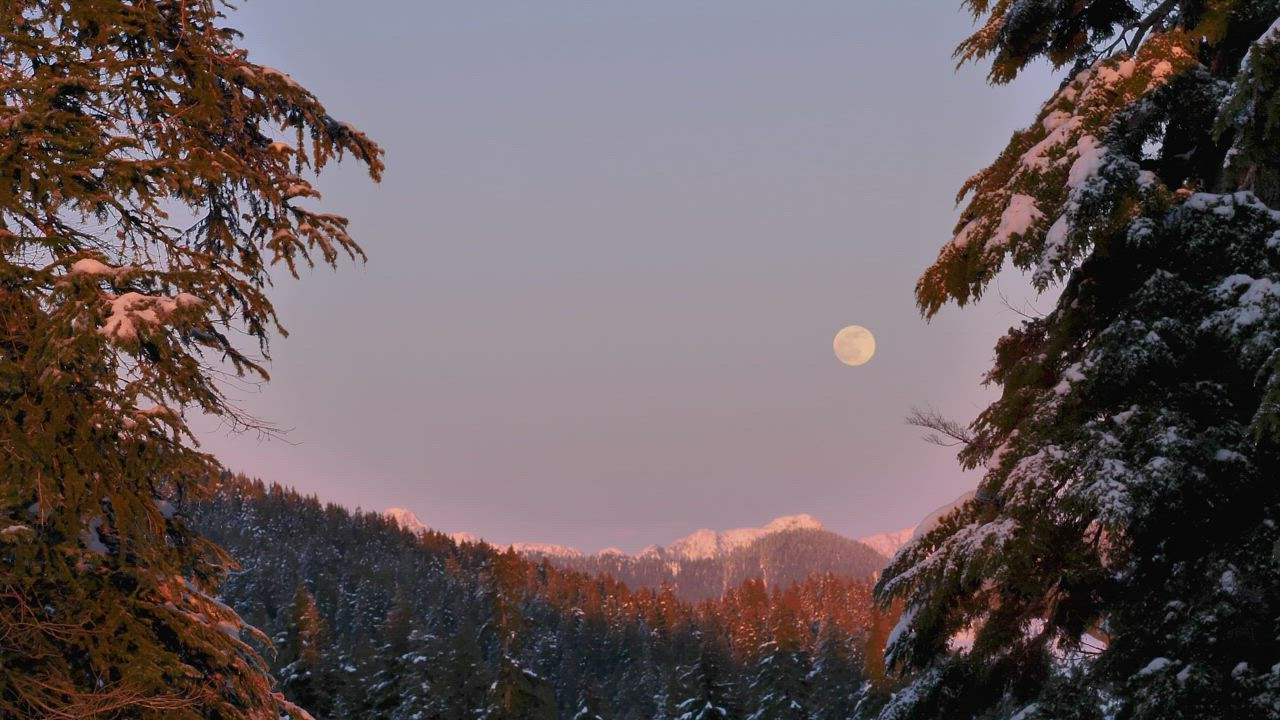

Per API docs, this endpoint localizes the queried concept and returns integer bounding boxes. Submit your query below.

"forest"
[193,476,899,719]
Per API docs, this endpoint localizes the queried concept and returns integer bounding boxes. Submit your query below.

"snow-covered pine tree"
[0,1,380,716]
[808,621,863,720]
[671,633,741,720]
[878,2,1280,719]
[745,596,811,720]
[422,611,489,720]
[483,656,558,720]
[744,640,811,720]
[482,550,558,720]
[572,683,614,720]
[365,587,432,718]
[278,585,340,718]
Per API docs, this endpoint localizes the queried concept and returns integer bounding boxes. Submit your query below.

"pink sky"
[194,0,1060,553]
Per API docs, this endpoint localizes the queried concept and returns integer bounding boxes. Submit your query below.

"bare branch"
[906,406,978,449]
[1127,0,1181,54]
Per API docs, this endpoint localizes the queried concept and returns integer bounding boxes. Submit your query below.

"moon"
[833,325,876,366]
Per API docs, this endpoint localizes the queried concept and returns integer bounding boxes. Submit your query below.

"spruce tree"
[366,588,431,718]
[425,614,489,720]
[878,2,1280,719]
[808,621,863,720]
[745,596,811,720]
[672,634,740,720]
[278,585,339,717]
[0,1,381,716]
[744,640,810,720]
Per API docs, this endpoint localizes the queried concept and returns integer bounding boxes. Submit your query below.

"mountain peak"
[384,507,428,535]
[665,514,829,561]
[762,513,824,532]
[511,542,583,559]
[858,527,915,559]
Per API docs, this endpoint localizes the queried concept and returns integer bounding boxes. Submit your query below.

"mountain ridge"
[383,507,914,562]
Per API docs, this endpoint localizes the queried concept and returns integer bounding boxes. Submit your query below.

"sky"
[194,0,1061,553]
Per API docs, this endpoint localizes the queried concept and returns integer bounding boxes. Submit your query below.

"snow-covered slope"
[384,508,480,545]
[512,542,583,558]
[664,514,825,560]
[911,491,976,542]
[384,507,429,535]
[468,513,830,562]
[388,508,890,567]
[858,527,916,560]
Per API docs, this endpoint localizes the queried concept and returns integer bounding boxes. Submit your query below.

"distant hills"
[384,509,916,602]
[857,527,916,559]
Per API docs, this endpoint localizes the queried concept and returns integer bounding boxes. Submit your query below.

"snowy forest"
[3,1,1280,719]
[193,475,897,719]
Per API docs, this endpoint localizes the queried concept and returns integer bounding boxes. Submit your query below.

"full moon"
[833,325,876,366]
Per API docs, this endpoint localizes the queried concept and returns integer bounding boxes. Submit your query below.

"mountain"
[663,513,826,560]
[508,541,582,558]
[384,507,480,545]
[857,527,915,560]
[551,526,886,602]
[383,507,428,534]
[383,509,898,601]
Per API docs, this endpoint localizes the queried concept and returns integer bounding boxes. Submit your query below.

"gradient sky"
[194,0,1060,552]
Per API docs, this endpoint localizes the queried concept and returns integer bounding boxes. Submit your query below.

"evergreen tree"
[278,585,340,717]
[879,2,1280,719]
[672,634,740,720]
[572,683,613,720]
[365,587,432,718]
[745,595,811,720]
[808,622,863,720]
[483,656,558,720]
[425,614,490,720]
[744,641,810,720]
[483,550,558,720]
[0,1,380,717]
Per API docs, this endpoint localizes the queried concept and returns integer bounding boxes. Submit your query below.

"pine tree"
[366,587,431,718]
[744,640,810,720]
[745,594,811,720]
[672,634,740,720]
[808,621,863,720]
[0,1,380,716]
[278,585,339,717]
[483,656,558,720]
[879,2,1280,719]
[572,683,613,720]
[482,550,558,720]
[425,614,490,720]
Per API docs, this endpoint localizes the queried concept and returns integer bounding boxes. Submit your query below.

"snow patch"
[512,542,584,559]
[858,527,916,560]
[384,508,429,535]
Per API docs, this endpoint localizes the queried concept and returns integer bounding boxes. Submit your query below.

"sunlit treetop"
[918,0,1279,317]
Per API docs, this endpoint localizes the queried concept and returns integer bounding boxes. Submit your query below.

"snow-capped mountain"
[384,508,479,545]
[857,527,916,560]
[516,513,830,561]
[663,513,826,561]
[386,509,833,561]
[384,507,429,535]
[382,507,902,601]
[511,542,583,558]
[553,521,885,602]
